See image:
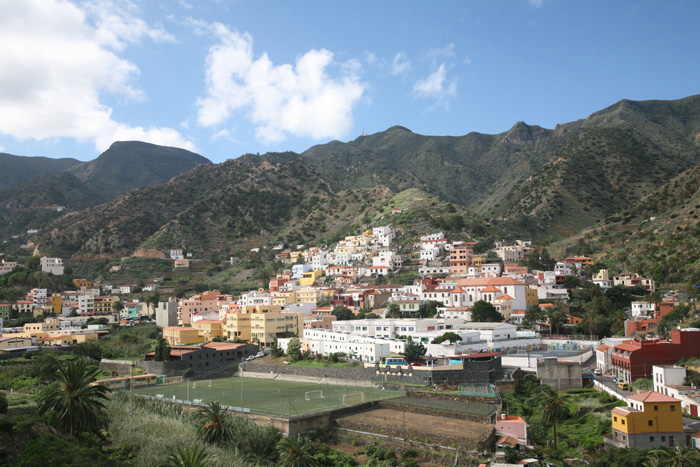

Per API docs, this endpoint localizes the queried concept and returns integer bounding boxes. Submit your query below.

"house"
[163,326,205,346]
[170,249,184,260]
[614,272,655,293]
[0,260,17,276]
[174,258,189,269]
[605,392,686,449]
[495,415,529,447]
[40,257,64,275]
[652,365,700,417]
[73,278,92,289]
[611,329,700,383]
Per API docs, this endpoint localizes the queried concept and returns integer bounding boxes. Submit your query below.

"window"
[613,417,618,422]
[671,405,676,411]
[648,420,653,426]
[622,420,625,425]
[654,405,658,411]
[650,436,654,442]
[662,436,666,442]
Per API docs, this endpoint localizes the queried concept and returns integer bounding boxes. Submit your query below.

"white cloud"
[426,43,456,59]
[0,0,195,153]
[195,23,366,144]
[528,0,544,7]
[412,63,457,103]
[392,52,411,76]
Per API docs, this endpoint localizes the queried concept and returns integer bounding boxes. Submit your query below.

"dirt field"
[337,408,493,440]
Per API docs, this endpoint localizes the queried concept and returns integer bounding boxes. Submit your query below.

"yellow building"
[225,305,303,348]
[525,289,539,307]
[472,256,487,268]
[192,320,224,342]
[299,270,323,286]
[94,295,116,314]
[289,251,303,262]
[163,326,205,346]
[73,278,92,288]
[51,294,62,315]
[296,288,323,303]
[225,312,251,341]
[606,391,685,449]
[274,291,297,305]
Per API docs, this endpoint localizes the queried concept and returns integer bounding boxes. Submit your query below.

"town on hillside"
[2,224,699,465]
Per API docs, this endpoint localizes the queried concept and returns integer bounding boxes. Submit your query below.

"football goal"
[192,380,212,389]
[156,375,183,385]
[342,392,368,406]
[304,390,325,401]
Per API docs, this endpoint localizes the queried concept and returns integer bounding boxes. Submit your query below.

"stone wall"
[242,358,502,386]
[378,400,491,424]
[334,417,494,452]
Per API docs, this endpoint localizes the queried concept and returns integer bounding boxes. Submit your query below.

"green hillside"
[0,153,81,193]
[66,141,211,200]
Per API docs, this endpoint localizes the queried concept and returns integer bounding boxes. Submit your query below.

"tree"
[37,359,110,436]
[403,341,427,362]
[522,305,544,330]
[195,401,235,445]
[276,435,318,467]
[165,445,211,467]
[331,306,353,321]
[471,300,503,322]
[32,352,63,381]
[648,443,700,467]
[581,308,602,338]
[72,342,103,360]
[287,337,302,362]
[541,386,571,450]
[418,300,441,318]
[432,332,462,344]
[154,337,170,361]
[544,304,567,336]
[113,299,124,313]
[387,303,401,318]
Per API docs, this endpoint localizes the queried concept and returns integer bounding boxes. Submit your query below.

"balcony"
[603,434,627,449]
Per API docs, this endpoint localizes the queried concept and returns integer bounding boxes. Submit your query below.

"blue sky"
[1,0,699,164]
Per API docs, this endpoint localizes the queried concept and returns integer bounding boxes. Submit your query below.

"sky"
[1,0,700,164]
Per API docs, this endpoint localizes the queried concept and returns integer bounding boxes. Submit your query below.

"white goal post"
[192,380,212,389]
[156,375,183,385]
[342,392,367,406]
[305,390,325,401]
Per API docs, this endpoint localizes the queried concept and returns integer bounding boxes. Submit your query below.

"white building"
[41,257,64,275]
[169,249,184,260]
[652,365,700,416]
[631,301,655,318]
[420,232,445,242]
[420,247,440,262]
[372,225,395,247]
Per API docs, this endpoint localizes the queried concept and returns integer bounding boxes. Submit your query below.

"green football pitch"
[133,376,404,417]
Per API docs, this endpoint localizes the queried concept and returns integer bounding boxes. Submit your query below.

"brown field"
[337,408,492,440]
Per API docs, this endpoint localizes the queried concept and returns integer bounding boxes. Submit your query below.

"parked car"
[619,382,629,390]
[612,376,618,384]
[593,368,602,375]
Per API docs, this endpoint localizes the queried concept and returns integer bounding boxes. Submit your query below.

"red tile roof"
[628,391,680,403]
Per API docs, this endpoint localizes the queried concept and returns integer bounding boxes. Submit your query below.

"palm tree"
[581,308,601,339]
[544,304,567,336]
[649,443,700,467]
[32,352,63,381]
[276,436,318,467]
[37,359,110,436]
[541,386,571,450]
[195,401,235,445]
[164,445,211,467]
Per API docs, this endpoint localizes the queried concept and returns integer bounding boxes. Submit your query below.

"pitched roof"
[497,294,515,300]
[628,391,680,403]
[596,344,611,352]
[480,285,502,293]
[457,277,526,287]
